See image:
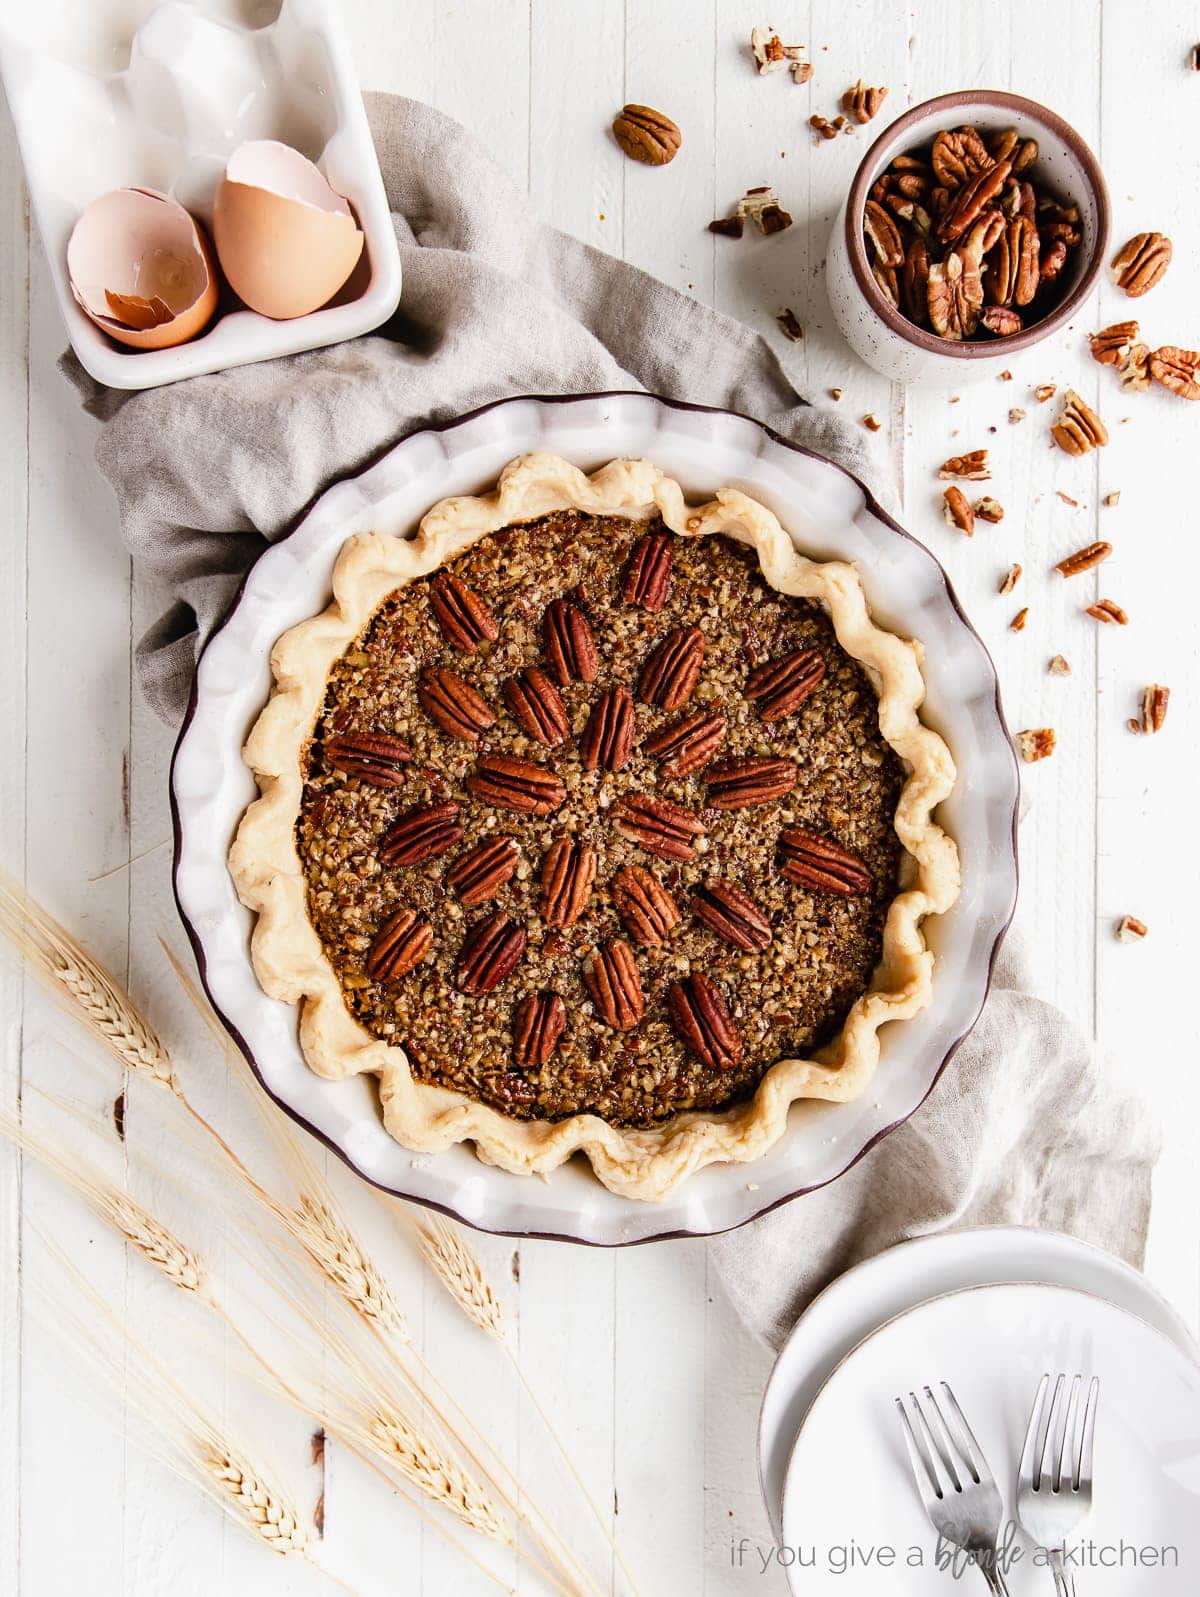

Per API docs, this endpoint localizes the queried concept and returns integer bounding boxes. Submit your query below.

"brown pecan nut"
[942,486,975,535]
[692,879,772,953]
[467,753,566,816]
[539,838,597,927]
[930,126,991,187]
[456,912,527,995]
[864,199,904,268]
[937,158,1012,245]
[613,793,705,862]
[612,104,681,166]
[749,26,810,81]
[1149,345,1200,401]
[1118,342,1151,392]
[444,835,521,907]
[417,667,495,741]
[365,908,434,982]
[1089,321,1139,367]
[1086,599,1128,625]
[581,685,636,772]
[622,529,674,610]
[1055,540,1112,578]
[975,497,1004,523]
[1050,390,1108,455]
[1116,914,1148,942]
[1111,231,1171,297]
[637,626,705,710]
[842,79,888,124]
[1039,238,1068,283]
[1016,728,1056,763]
[1137,683,1170,735]
[324,732,412,787]
[584,941,644,1031]
[667,973,742,1070]
[704,757,797,810]
[1009,215,1040,306]
[642,709,728,777]
[429,571,499,653]
[611,865,680,948]
[743,647,826,721]
[901,238,931,326]
[512,992,567,1069]
[380,801,464,866]
[938,449,990,479]
[981,305,1022,337]
[927,251,982,339]
[872,262,900,307]
[502,667,569,747]
[778,828,872,894]
[543,598,600,684]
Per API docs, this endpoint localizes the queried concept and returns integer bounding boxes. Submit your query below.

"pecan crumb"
[999,370,1013,381]
[776,307,804,341]
[1009,607,1029,632]
[1116,915,1148,943]
[1016,727,1056,763]
[1008,408,1026,424]
[1056,490,1079,507]
[862,412,882,431]
[1048,654,1071,676]
[1103,491,1121,507]
[750,26,811,82]
[1086,598,1128,624]
[942,486,974,534]
[829,387,843,401]
[974,497,1004,523]
[1137,683,1170,733]
[1034,384,1057,403]
[998,563,1022,594]
[810,113,839,141]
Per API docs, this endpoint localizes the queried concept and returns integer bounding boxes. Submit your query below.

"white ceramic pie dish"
[171,391,1020,1244]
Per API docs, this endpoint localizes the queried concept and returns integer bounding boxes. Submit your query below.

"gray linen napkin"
[63,92,884,723]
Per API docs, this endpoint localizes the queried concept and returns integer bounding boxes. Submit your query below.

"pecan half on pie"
[230,454,959,1200]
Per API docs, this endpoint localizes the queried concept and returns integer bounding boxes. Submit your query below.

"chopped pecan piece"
[539,838,597,927]
[927,251,982,339]
[1116,915,1148,943]
[938,157,1011,245]
[864,200,904,267]
[429,571,499,653]
[580,685,636,771]
[1039,238,1068,283]
[512,992,567,1068]
[667,974,742,1070]
[1089,321,1139,367]
[1048,654,1071,676]
[611,865,680,948]
[1050,390,1108,455]
[1118,343,1151,392]
[942,486,974,535]
[743,647,826,721]
[502,667,569,747]
[1034,383,1056,403]
[324,732,412,787]
[637,626,705,710]
[456,912,526,995]
[776,307,804,341]
[708,213,745,239]
[1009,607,1029,632]
[749,26,810,82]
[704,756,797,810]
[1086,599,1128,625]
[842,79,888,124]
[1149,345,1200,401]
[622,529,674,610]
[613,793,705,862]
[467,754,566,815]
[417,667,495,741]
[380,801,464,866]
[778,828,872,894]
[1016,728,1056,763]
[611,104,681,166]
[931,126,991,187]
[365,908,434,982]
[543,598,600,684]
[1055,541,1112,578]
[584,941,644,1031]
[862,411,884,431]
[810,113,839,141]
[692,878,772,952]
[642,709,728,777]
[444,836,521,907]
[938,449,990,480]
[1111,231,1172,296]
[999,563,1022,594]
[712,185,794,237]
[974,497,1004,523]
[1136,683,1170,734]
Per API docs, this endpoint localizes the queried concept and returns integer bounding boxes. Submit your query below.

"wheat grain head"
[365,1409,513,1545]
[418,1219,505,1339]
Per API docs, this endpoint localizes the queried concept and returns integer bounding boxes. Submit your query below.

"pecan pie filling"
[296,511,904,1129]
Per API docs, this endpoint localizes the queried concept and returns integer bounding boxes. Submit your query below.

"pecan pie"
[230,455,960,1200]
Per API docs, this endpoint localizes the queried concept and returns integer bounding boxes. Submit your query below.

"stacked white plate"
[758,1227,1200,1594]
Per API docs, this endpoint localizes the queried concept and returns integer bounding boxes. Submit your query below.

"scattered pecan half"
[1085,599,1128,624]
[543,597,600,684]
[642,709,727,777]
[467,753,566,815]
[777,828,872,894]
[1116,915,1148,943]
[502,667,569,747]
[842,79,887,124]
[938,449,990,480]
[580,685,637,772]
[1089,320,1139,367]
[1050,390,1108,455]
[457,912,527,995]
[999,563,1022,594]
[611,865,680,948]
[365,908,434,983]
[380,801,464,866]
[324,732,411,787]
[612,793,705,862]
[622,529,674,610]
[539,838,597,927]
[638,626,705,709]
[667,974,742,1070]
[585,941,644,1031]
[1055,541,1112,578]
[942,486,974,535]
[418,667,495,741]
[743,646,826,721]
[750,26,810,82]
[705,756,797,810]
[444,836,521,907]
[1136,683,1170,733]
[512,992,567,1068]
[692,879,772,952]
[1016,728,1056,763]
[1111,231,1172,296]
[612,104,681,166]
[429,571,499,653]
[1149,345,1200,401]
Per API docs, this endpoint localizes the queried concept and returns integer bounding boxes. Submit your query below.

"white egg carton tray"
[0,0,401,389]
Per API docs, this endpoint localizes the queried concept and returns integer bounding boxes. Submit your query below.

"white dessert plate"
[759,1226,1200,1541]
[171,390,1020,1244]
[781,1281,1200,1595]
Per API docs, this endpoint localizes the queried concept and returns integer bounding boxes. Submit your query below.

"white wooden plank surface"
[2,3,1198,1594]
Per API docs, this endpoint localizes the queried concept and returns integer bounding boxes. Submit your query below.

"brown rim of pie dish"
[171,391,1020,1247]
[846,89,1111,359]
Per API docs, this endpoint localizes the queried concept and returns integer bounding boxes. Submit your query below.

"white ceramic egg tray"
[0,0,401,389]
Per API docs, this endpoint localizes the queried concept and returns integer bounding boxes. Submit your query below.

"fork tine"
[1076,1376,1100,1491]
[1038,1373,1066,1491]
[937,1381,989,1484]
[896,1395,944,1501]
[1056,1375,1082,1490]
[911,1389,963,1493]
[1019,1373,1051,1489]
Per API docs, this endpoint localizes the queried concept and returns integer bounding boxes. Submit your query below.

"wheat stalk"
[418,1218,506,1338]
[365,1409,513,1543]
[198,1440,313,1558]
[286,1195,410,1344]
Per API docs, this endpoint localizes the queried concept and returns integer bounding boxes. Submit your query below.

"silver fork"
[896,1383,1011,1595]
[1017,1373,1099,1596]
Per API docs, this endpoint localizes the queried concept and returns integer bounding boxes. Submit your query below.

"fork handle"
[980,1562,1011,1596]
[1049,1550,1076,1596]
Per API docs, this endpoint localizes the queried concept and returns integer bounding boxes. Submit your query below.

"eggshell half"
[67,188,218,351]
[213,140,365,320]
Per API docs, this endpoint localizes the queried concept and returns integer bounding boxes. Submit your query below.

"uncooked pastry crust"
[229,453,961,1201]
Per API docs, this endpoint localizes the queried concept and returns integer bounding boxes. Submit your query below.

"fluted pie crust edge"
[228,453,961,1201]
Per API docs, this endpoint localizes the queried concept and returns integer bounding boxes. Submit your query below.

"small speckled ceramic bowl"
[827,90,1110,386]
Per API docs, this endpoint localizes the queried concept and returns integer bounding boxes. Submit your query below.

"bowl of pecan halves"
[827,90,1110,384]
